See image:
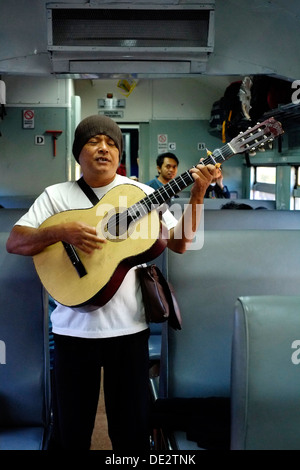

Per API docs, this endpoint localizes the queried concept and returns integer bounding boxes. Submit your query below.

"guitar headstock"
[229,117,284,155]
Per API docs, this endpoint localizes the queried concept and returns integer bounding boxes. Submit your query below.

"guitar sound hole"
[105,212,133,240]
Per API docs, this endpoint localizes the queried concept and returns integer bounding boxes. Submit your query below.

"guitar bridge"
[62,242,87,278]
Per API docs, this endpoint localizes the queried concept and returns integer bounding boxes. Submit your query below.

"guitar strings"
[70,121,278,241]
[105,122,275,236]
[106,145,231,235]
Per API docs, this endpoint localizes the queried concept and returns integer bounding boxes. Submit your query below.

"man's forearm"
[6,224,63,256]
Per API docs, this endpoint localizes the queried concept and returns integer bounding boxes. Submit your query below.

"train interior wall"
[0,74,290,205]
[2,1,300,207]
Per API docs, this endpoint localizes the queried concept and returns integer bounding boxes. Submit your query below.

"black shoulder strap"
[77,176,99,206]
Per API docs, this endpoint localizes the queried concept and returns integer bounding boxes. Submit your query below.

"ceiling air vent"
[47,2,215,77]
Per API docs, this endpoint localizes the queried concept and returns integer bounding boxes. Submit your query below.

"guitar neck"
[129,142,233,221]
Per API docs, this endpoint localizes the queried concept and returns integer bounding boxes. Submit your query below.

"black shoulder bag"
[136,264,182,330]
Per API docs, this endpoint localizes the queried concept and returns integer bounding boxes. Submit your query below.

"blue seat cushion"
[0,427,47,450]
[149,335,162,361]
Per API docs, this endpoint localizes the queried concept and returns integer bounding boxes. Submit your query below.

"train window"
[251,167,276,200]
[256,167,276,184]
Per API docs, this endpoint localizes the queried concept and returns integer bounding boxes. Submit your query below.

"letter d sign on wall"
[35,135,45,145]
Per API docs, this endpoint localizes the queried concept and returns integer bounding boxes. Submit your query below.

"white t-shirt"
[15,175,178,339]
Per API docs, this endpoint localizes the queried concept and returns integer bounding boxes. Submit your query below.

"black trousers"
[51,329,150,451]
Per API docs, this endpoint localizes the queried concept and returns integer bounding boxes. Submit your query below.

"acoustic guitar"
[33,118,283,307]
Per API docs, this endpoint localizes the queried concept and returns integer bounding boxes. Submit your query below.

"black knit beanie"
[72,115,123,163]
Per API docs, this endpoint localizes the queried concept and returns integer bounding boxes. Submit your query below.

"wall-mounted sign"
[98,98,126,109]
[158,133,168,153]
[23,109,35,129]
[99,110,124,118]
[198,142,206,150]
[35,135,45,145]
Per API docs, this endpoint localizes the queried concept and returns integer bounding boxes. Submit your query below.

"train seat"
[231,295,300,450]
[0,211,52,450]
[174,197,276,211]
[151,211,300,450]
[0,196,37,209]
[148,323,163,362]
[147,251,167,364]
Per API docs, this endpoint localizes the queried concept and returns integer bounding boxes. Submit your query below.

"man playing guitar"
[6,115,217,451]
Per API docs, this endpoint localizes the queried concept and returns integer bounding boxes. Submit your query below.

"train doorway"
[120,125,139,180]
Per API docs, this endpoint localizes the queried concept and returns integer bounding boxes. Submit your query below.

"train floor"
[90,376,112,450]
[89,363,160,450]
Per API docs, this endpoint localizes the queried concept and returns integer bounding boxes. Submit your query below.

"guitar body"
[33,184,167,307]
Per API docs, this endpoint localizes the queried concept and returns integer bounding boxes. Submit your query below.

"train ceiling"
[1,0,300,80]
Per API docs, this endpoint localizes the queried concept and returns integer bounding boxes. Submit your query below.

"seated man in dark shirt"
[146,152,179,190]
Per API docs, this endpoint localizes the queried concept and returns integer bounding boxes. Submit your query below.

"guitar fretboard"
[126,142,232,223]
